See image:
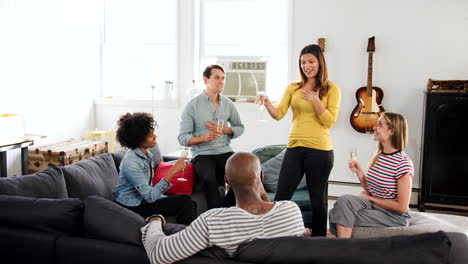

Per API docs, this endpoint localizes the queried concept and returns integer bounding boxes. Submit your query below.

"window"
[101,0,177,100]
[199,0,288,100]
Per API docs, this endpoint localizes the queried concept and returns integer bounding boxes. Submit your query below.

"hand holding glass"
[257,91,266,111]
[349,148,357,161]
[217,119,224,133]
[177,146,189,182]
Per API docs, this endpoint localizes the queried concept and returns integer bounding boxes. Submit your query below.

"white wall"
[290,0,468,188]
[97,0,468,193]
[3,0,468,190]
[0,0,101,176]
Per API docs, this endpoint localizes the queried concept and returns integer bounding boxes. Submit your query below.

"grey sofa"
[1,149,467,264]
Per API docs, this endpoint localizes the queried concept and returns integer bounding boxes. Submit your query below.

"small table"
[0,139,34,177]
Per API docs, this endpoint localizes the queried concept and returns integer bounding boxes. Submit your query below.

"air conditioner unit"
[217,58,266,100]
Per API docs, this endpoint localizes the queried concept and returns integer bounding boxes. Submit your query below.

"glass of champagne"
[216,119,224,146]
[217,119,224,133]
[257,91,266,122]
[348,147,358,181]
[349,148,357,161]
[177,146,189,182]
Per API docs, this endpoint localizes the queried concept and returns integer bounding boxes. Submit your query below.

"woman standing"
[329,112,413,238]
[113,112,195,225]
[259,44,341,236]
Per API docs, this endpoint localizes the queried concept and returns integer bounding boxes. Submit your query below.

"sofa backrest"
[0,167,68,199]
[61,153,119,200]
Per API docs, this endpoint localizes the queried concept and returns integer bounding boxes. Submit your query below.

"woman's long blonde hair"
[369,112,409,167]
[295,44,329,99]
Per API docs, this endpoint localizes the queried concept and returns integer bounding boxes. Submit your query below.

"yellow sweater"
[275,81,341,151]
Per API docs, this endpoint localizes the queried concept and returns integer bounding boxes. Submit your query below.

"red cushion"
[153,162,194,195]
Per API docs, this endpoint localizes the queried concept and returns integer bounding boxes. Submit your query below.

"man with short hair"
[141,152,306,264]
[178,64,244,209]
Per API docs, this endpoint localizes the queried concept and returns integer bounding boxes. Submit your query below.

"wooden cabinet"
[419,92,468,211]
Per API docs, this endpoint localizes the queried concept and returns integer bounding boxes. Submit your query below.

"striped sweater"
[366,150,414,199]
[141,201,305,264]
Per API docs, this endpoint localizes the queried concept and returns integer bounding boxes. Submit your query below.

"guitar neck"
[367,52,374,96]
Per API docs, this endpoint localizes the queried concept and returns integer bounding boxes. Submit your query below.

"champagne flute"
[177,146,189,182]
[349,148,357,161]
[216,119,224,146]
[217,119,224,132]
[348,147,358,181]
[257,91,266,122]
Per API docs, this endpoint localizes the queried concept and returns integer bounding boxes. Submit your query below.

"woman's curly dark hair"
[116,112,157,149]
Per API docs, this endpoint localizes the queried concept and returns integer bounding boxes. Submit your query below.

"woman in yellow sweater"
[259,44,341,236]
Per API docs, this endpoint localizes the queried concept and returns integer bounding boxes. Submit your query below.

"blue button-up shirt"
[114,148,170,207]
[178,92,244,157]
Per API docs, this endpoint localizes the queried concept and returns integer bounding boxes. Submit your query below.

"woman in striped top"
[329,112,414,238]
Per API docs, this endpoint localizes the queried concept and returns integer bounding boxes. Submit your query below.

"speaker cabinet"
[419,92,468,211]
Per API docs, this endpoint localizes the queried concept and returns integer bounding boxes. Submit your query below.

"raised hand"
[348,160,362,175]
[165,158,188,181]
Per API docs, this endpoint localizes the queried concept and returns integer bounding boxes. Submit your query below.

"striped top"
[365,151,414,199]
[141,201,305,264]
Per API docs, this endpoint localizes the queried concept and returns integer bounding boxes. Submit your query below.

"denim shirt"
[113,148,171,207]
[178,92,245,157]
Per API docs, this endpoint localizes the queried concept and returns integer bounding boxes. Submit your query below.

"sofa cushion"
[83,195,146,246]
[62,153,119,200]
[153,162,194,195]
[261,149,307,193]
[0,167,68,198]
[0,195,83,235]
[56,236,151,264]
[111,149,128,173]
[0,227,59,264]
[111,146,163,173]
[252,144,286,164]
[235,231,451,264]
[352,211,468,238]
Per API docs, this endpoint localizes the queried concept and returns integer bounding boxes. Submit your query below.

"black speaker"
[419,92,468,211]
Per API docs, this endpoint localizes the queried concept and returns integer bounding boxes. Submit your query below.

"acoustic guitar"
[350,36,385,134]
[317,37,326,52]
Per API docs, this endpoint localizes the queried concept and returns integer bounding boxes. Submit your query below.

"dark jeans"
[192,152,234,209]
[274,147,334,237]
[116,194,196,225]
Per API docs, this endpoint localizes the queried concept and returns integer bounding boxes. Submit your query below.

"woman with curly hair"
[113,112,195,225]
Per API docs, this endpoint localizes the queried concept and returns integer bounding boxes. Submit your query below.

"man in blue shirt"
[178,65,244,209]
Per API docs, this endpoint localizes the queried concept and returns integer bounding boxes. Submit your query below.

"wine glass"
[217,119,224,133]
[349,148,357,161]
[177,146,189,182]
[348,147,358,181]
[257,91,266,122]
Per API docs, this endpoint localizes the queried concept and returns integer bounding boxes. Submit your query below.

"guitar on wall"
[317,37,326,52]
[350,36,385,134]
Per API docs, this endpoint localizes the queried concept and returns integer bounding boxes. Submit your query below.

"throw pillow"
[153,162,194,195]
[61,153,119,200]
[262,149,307,193]
[234,231,451,264]
[0,167,68,199]
[252,144,287,164]
[0,195,83,235]
[83,195,146,246]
